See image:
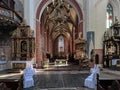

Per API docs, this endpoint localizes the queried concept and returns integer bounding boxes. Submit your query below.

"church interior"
[0,0,120,90]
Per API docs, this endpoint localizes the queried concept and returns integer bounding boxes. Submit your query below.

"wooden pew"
[97,74,105,90]
[0,83,11,90]
[0,76,23,90]
[107,80,120,90]
[97,74,120,90]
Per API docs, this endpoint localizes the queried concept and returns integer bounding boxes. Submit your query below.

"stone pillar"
[78,22,83,37]
[36,21,41,65]
[49,39,52,56]
[64,37,67,56]
[44,31,47,60]
[73,27,75,51]
[47,32,49,52]
[70,37,72,54]
[24,0,34,30]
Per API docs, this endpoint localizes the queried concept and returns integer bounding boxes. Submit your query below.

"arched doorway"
[36,0,83,66]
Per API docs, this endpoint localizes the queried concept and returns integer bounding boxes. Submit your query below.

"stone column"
[49,39,52,56]
[24,0,34,30]
[44,31,47,60]
[70,37,72,54]
[36,21,41,66]
[73,27,75,51]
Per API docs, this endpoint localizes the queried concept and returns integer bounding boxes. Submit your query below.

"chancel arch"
[36,0,84,64]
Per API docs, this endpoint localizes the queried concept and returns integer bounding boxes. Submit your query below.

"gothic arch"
[36,0,83,21]
[107,0,120,20]
[35,0,83,63]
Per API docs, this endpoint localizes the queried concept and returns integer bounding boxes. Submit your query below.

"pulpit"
[74,38,87,66]
[11,21,35,69]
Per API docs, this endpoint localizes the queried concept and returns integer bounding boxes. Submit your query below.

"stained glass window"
[106,4,113,29]
[58,36,64,52]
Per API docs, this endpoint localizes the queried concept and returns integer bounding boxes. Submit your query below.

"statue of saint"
[78,32,82,39]
[115,16,119,24]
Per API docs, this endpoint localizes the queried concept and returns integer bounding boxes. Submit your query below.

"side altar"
[11,21,35,69]
[103,18,120,67]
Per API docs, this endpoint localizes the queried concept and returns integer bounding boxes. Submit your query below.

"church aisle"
[23,67,120,90]
[24,70,92,90]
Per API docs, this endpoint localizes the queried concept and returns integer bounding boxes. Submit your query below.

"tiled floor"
[24,70,92,90]
[23,64,93,90]
[23,65,120,90]
[24,87,93,90]
[1,64,120,90]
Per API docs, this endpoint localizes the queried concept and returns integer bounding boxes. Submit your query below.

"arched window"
[58,36,64,52]
[106,4,113,29]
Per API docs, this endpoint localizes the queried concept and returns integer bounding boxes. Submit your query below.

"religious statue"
[111,16,119,28]
[114,16,119,25]
[78,32,82,39]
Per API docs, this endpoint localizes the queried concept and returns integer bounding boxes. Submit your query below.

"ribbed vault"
[41,0,78,40]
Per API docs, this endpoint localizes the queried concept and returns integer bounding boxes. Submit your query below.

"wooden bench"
[98,79,120,90]
[0,76,23,90]
[0,82,11,90]
[97,74,120,90]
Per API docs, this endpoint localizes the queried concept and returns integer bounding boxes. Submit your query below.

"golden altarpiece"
[74,36,88,67]
[103,18,120,67]
[11,22,35,69]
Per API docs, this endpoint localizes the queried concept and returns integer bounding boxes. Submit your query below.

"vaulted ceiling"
[41,0,78,40]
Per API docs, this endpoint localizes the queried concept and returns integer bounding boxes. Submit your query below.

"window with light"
[106,4,113,29]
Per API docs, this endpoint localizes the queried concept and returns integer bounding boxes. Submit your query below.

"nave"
[1,64,120,90]
[24,70,91,90]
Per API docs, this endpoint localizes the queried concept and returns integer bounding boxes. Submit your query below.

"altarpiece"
[11,22,35,68]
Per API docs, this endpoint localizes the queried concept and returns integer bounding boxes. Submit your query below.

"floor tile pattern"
[24,73,92,90]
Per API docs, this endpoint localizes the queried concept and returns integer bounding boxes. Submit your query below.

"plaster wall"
[14,0,24,17]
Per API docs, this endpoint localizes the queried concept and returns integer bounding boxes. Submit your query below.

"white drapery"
[84,64,100,89]
[23,61,36,88]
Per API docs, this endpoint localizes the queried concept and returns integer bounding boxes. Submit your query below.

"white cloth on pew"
[23,61,36,88]
[90,64,100,75]
[84,64,100,89]
[112,59,117,65]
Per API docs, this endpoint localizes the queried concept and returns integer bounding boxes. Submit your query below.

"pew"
[0,76,23,90]
[97,74,120,90]
[107,80,120,90]
[0,83,11,90]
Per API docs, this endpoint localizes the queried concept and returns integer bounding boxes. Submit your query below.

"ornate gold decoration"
[11,21,35,61]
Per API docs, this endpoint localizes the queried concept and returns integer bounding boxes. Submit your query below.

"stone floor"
[1,64,120,90]
[23,70,93,90]
[24,87,92,90]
